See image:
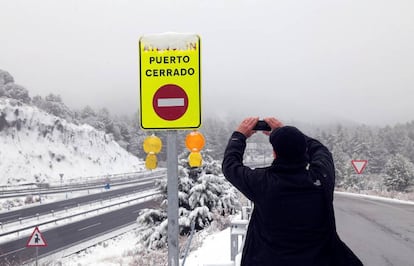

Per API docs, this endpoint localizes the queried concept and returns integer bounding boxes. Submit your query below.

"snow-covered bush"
[383,154,414,192]
[32,94,74,122]
[0,69,14,86]
[2,83,31,104]
[136,150,240,250]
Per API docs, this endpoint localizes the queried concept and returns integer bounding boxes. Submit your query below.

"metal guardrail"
[0,170,166,199]
[0,191,161,239]
[0,180,157,229]
[0,169,167,191]
[230,204,252,265]
[230,219,248,261]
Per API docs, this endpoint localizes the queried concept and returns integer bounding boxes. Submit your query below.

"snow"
[0,98,145,186]
[56,213,238,266]
[335,191,414,205]
[52,224,141,266]
[182,227,234,266]
[140,32,199,50]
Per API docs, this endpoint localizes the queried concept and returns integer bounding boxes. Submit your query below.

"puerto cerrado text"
[145,55,195,77]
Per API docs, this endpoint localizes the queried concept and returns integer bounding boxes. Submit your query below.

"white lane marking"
[0,247,26,258]
[157,98,184,107]
[78,222,101,232]
[59,202,74,207]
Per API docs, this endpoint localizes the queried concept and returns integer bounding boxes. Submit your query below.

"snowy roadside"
[180,226,234,266]
[55,191,414,266]
[56,213,240,266]
[335,191,414,205]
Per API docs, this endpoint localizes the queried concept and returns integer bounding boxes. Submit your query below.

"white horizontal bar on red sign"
[157,98,185,107]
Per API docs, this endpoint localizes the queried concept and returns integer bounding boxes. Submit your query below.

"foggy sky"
[1,0,414,125]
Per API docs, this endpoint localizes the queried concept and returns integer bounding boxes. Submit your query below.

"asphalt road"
[0,199,159,265]
[1,192,413,265]
[334,193,414,266]
[0,179,157,224]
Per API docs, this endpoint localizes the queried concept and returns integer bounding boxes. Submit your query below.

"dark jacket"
[222,131,363,266]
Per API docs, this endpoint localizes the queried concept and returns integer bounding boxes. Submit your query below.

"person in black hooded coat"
[222,117,363,266]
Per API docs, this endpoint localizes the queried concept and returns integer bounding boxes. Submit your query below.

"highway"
[0,178,157,225]
[0,199,160,265]
[0,170,167,199]
[1,191,413,265]
[334,193,414,266]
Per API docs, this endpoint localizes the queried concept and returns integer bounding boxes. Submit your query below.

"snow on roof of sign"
[140,32,199,50]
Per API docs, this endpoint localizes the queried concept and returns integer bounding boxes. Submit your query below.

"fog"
[1,0,414,125]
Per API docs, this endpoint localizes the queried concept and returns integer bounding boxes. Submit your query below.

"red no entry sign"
[153,84,189,121]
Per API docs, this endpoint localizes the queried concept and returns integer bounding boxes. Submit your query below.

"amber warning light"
[185,131,205,167]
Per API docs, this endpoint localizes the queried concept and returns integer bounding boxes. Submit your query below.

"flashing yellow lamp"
[185,131,205,152]
[143,135,162,170]
[185,131,205,167]
[145,153,158,170]
[143,135,162,154]
[188,151,202,167]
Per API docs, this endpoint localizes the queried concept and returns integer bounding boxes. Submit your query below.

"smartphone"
[253,120,271,131]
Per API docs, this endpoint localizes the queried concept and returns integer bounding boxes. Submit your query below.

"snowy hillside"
[0,97,145,185]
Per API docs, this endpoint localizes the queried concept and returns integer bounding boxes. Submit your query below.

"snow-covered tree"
[136,149,240,249]
[383,154,414,192]
[201,117,236,160]
[2,83,31,103]
[33,94,74,122]
[331,146,352,186]
[78,106,105,130]
[0,69,14,86]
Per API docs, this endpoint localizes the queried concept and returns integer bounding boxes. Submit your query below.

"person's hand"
[263,117,284,136]
[236,117,259,138]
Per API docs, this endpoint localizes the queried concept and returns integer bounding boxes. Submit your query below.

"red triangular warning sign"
[351,160,368,174]
[26,226,47,247]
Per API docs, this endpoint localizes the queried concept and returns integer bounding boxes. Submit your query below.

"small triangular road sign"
[26,226,47,247]
[351,160,368,174]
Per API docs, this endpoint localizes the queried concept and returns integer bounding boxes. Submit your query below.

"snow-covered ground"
[55,213,237,266]
[0,97,145,186]
[182,227,235,266]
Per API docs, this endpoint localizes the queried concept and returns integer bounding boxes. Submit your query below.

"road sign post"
[167,130,179,266]
[26,226,47,266]
[139,33,201,266]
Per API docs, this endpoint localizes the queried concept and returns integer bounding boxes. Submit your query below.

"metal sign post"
[167,130,179,266]
[36,246,39,266]
[139,33,202,266]
[26,226,47,266]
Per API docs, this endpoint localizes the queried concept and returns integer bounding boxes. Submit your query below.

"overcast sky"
[1,0,414,125]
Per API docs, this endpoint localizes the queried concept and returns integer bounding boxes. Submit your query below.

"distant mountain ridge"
[0,97,144,185]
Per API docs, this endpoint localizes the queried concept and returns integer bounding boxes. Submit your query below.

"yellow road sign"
[139,33,201,129]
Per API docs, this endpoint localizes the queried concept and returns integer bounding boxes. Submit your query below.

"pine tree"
[136,149,240,249]
[383,154,414,192]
